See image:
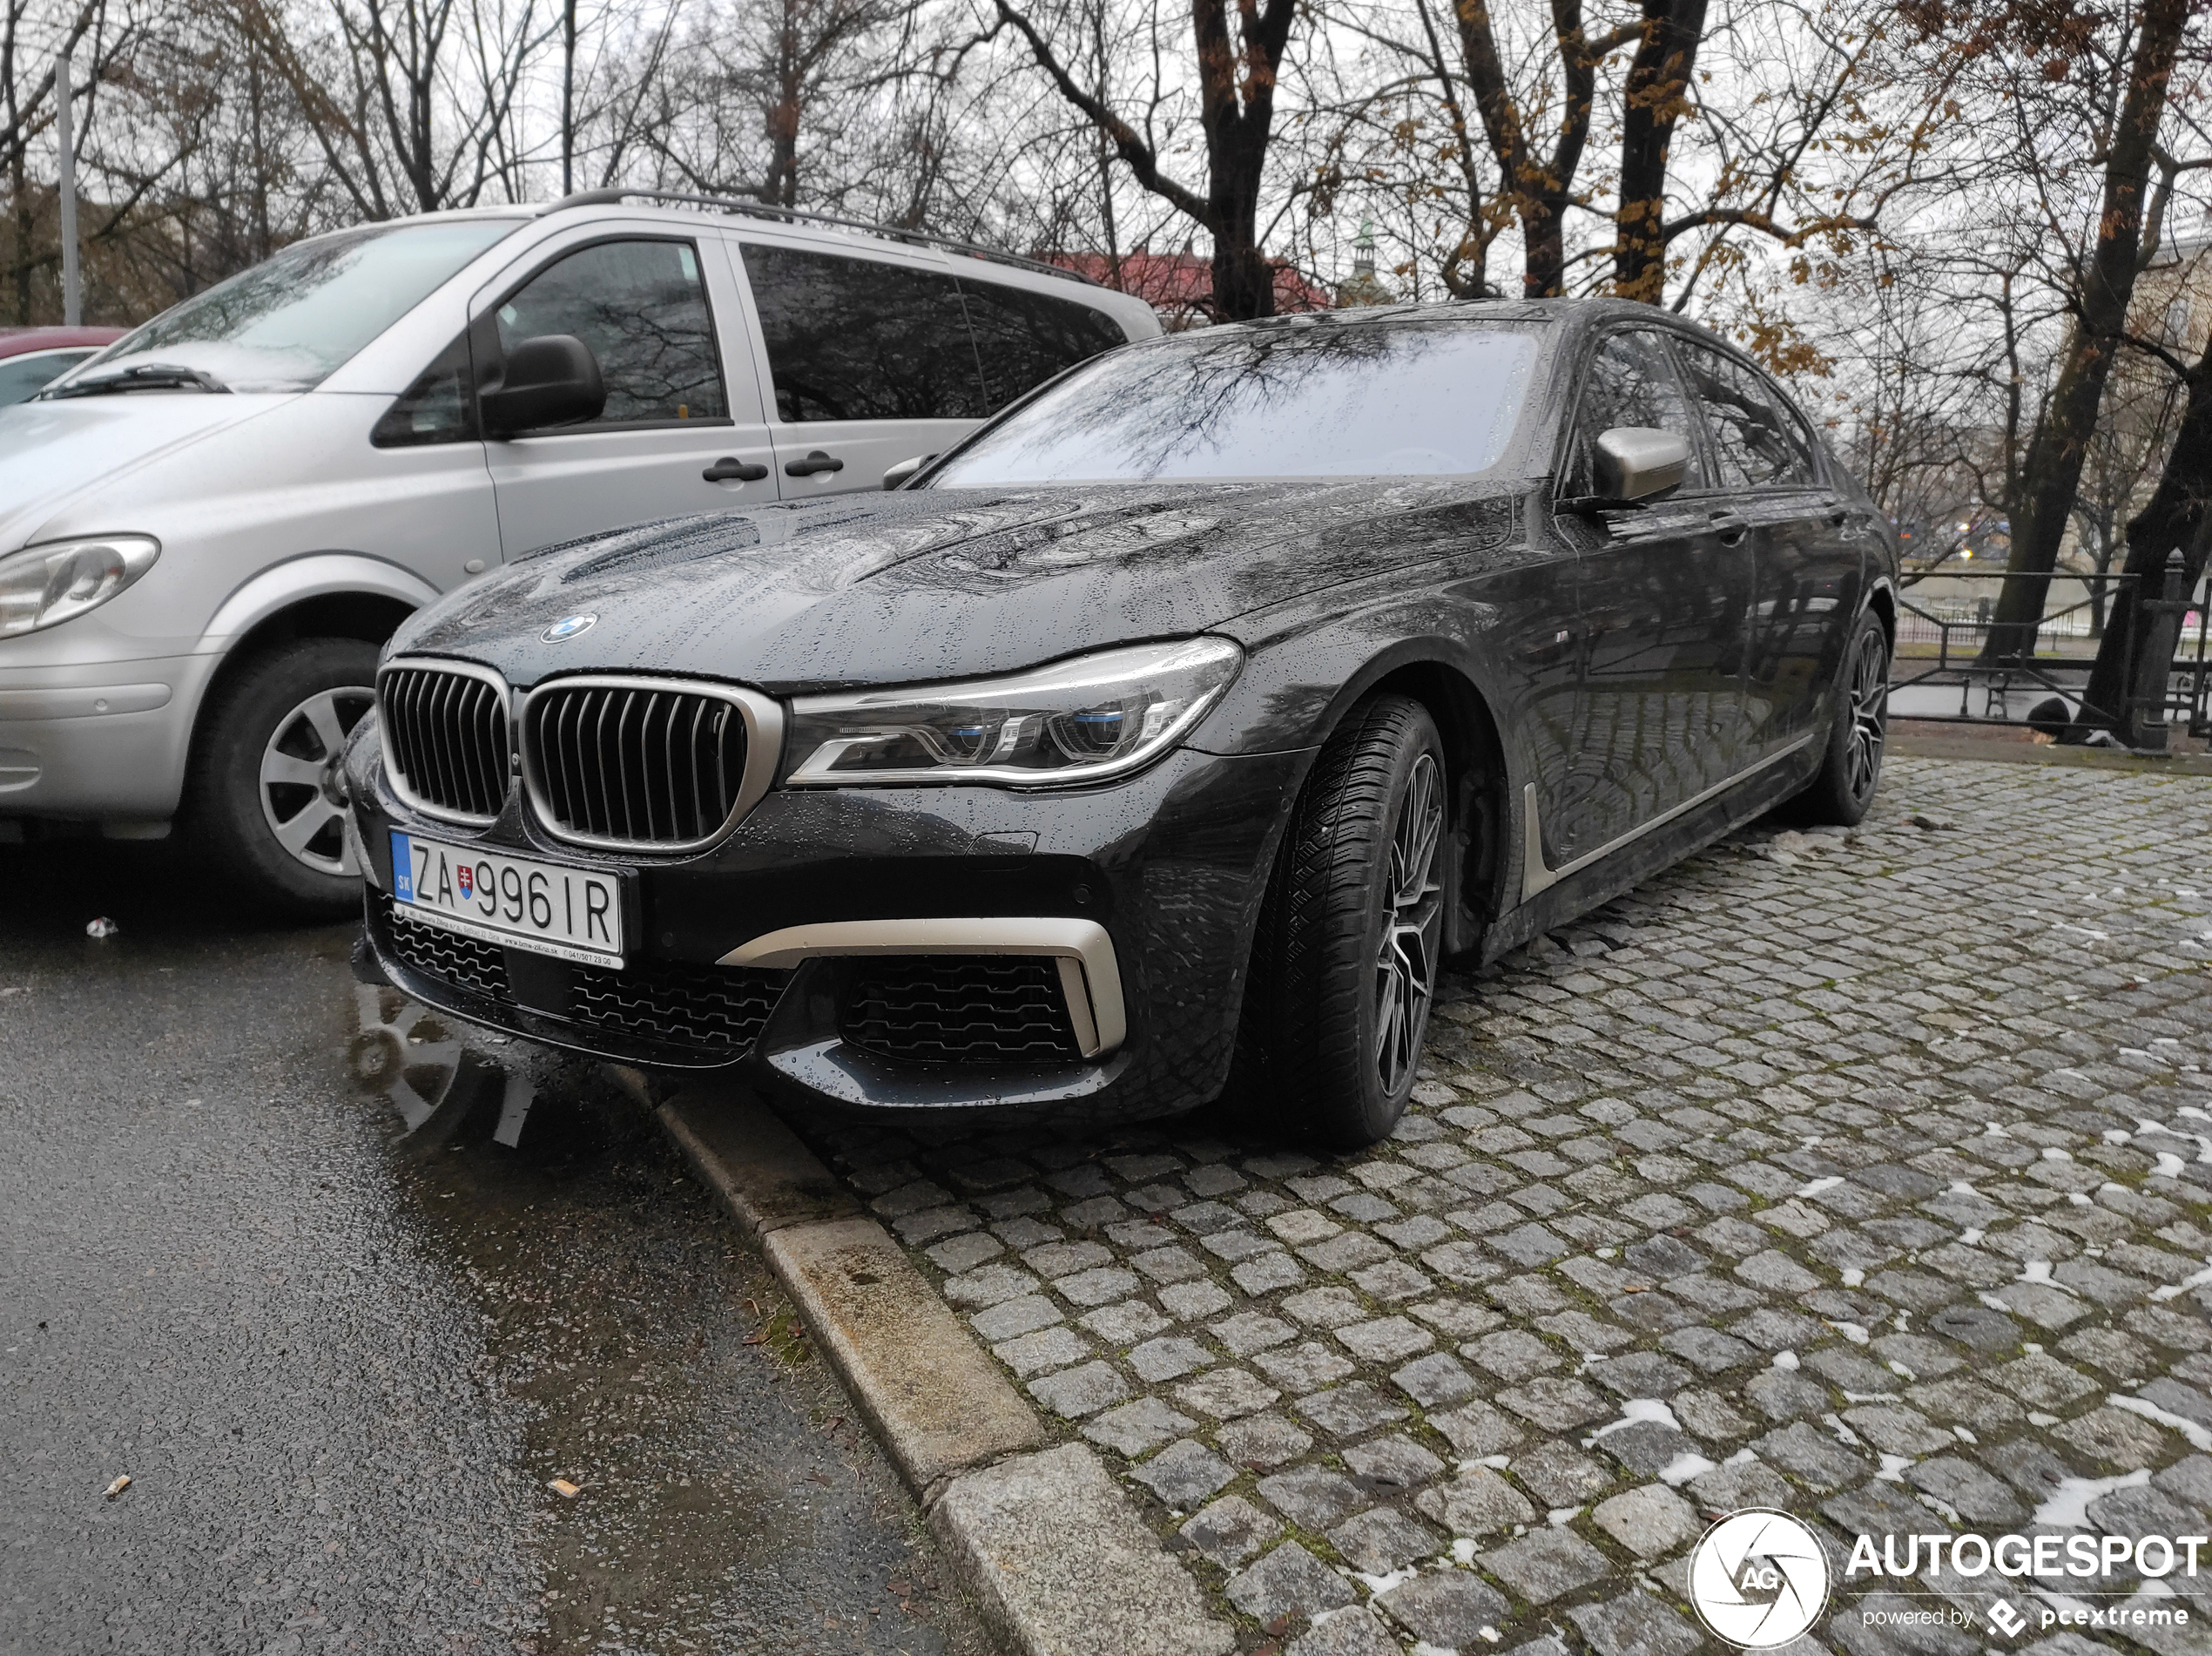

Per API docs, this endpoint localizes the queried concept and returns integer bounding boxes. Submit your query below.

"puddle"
[346,998,991,1655]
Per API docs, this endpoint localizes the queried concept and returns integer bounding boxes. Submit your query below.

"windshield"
[927,319,1541,486]
[64,219,523,393]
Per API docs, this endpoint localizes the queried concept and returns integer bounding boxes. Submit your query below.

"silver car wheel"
[259,686,374,877]
[1373,751,1445,1097]
[1844,628,1887,803]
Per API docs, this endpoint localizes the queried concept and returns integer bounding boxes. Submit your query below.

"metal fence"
[1889,567,2210,741]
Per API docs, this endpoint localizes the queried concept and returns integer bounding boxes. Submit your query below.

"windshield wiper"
[44,362,230,398]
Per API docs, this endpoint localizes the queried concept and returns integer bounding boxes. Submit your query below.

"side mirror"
[481,335,605,438]
[1592,427,1690,502]
[882,453,937,490]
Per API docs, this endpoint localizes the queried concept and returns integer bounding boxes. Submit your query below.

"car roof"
[0,326,126,358]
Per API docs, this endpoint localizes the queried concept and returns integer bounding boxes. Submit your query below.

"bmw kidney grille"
[377,663,512,824]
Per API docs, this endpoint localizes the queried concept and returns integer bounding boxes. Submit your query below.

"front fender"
[199,551,443,654]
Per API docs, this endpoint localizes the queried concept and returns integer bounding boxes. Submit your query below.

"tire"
[1787,609,1889,827]
[185,638,380,919]
[1233,694,1448,1149]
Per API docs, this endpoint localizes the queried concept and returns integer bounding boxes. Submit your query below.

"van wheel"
[1785,611,1889,827]
[187,639,378,919]
[1232,694,1447,1149]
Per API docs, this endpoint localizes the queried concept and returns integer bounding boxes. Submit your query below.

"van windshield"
[63,219,522,394]
[925,319,1541,485]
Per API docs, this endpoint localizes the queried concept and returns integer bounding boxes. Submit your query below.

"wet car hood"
[393,480,1520,692]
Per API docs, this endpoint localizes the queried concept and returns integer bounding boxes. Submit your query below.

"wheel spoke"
[261,752,327,789]
[299,692,348,760]
[273,797,342,855]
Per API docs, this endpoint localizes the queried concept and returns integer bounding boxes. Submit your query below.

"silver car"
[0,193,1157,912]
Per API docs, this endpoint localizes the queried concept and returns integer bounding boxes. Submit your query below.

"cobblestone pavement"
[794,758,2212,1656]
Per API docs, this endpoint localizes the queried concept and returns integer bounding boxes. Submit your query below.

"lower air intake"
[387,906,509,997]
[568,958,790,1055]
[840,956,1082,1064]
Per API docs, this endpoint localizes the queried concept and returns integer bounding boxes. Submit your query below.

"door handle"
[703,456,768,483]
[784,450,846,477]
[1709,510,1750,545]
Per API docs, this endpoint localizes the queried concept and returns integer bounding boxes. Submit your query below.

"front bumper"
[0,652,219,823]
[346,720,1305,1127]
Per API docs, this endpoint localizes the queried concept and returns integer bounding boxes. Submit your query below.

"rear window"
[741,243,989,422]
[928,321,1541,485]
[956,279,1128,406]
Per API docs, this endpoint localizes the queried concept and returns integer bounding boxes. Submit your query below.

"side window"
[1570,330,1705,491]
[740,243,988,422]
[495,239,726,427]
[373,334,475,447]
[956,279,1127,406]
[1676,344,1815,489]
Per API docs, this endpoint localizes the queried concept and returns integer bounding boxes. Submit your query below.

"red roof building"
[1044,250,1331,326]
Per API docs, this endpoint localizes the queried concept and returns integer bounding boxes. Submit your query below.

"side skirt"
[1476,737,1824,964]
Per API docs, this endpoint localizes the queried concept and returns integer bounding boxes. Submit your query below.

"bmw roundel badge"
[543,613,597,643]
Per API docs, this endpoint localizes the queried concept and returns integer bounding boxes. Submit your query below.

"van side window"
[373,334,476,447]
[1675,343,1815,488]
[740,243,989,422]
[1570,330,1705,493]
[956,280,1126,405]
[496,239,727,427]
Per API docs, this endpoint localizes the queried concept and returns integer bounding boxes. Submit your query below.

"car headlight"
[0,536,161,638]
[786,636,1244,787]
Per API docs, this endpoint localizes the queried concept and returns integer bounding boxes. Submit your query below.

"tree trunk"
[1613,0,1708,303]
[1982,0,2188,664]
[2075,348,2212,742]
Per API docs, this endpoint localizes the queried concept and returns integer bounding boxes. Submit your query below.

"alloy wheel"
[259,686,375,876]
[1844,629,1888,804]
[1373,751,1446,1097]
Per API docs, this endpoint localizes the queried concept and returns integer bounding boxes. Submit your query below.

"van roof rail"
[543,188,1102,287]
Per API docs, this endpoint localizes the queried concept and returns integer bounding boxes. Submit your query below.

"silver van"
[0,193,1158,911]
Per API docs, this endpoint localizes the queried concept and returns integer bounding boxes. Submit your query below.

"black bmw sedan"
[344,299,1896,1147]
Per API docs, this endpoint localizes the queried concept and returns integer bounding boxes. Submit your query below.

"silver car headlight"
[786,636,1244,787]
[0,535,161,638]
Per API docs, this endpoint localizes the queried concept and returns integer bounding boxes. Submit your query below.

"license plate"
[389,830,625,969]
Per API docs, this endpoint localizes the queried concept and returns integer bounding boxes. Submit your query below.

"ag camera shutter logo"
[1689,1509,1831,1648]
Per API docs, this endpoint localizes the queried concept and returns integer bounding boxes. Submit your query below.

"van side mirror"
[1592,427,1689,502]
[481,335,605,438]
[882,453,937,490]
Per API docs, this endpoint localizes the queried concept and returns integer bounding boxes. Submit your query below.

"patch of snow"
[2030,1468,2149,1531]
[2109,1392,2212,1452]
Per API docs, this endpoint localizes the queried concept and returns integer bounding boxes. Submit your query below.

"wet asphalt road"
[1,842,991,1656]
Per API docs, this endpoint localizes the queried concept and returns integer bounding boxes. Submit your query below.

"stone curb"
[642,1078,1239,1656]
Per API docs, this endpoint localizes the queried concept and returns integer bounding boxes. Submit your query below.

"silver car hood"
[0,392,297,551]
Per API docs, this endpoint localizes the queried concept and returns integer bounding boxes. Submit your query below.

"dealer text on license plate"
[389,830,624,968]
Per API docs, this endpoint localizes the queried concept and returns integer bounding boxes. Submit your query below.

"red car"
[0,326,126,405]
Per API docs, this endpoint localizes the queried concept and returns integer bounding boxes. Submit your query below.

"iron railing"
[1888,567,2209,741]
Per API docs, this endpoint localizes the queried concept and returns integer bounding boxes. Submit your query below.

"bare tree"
[1969,0,2198,661]
[989,0,1302,318]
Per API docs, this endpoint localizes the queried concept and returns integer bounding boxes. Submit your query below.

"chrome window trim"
[518,673,785,855]
[375,655,516,830]
[715,916,1125,1058]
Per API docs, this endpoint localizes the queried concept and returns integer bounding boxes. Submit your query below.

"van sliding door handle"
[784,450,846,477]
[703,456,768,483]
